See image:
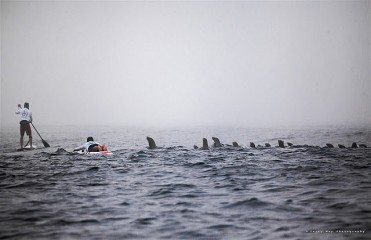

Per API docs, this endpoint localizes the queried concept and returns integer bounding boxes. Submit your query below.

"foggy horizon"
[1,0,370,129]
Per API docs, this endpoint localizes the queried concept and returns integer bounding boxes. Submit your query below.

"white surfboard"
[76,150,113,155]
[17,145,38,151]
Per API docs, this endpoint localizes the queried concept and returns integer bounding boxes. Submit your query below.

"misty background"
[1,0,370,129]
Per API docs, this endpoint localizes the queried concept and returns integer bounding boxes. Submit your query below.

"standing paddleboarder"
[15,102,33,149]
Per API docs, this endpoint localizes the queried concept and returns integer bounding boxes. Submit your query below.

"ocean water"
[0,125,370,240]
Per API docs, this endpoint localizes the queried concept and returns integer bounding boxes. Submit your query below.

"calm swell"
[0,126,370,239]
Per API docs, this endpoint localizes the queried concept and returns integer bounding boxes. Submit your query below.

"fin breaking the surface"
[201,138,209,150]
[195,138,209,150]
[148,136,366,150]
[146,137,157,149]
[212,137,222,148]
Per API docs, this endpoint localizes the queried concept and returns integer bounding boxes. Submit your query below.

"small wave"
[12,207,40,215]
[120,201,130,206]
[87,166,99,172]
[175,201,194,206]
[261,186,292,193]
[76,182,109,187]
[55,148,71,154]
[175,230,206,239]
[223,197,271,209]
[102,216,129,221]
[133,217,157,225]
[346,164,370,170]
[0,232,31,239]
[149,188,173,197]
[43,148,76,156]
[64,166,100,176]
[53,218,100,225]
[296,190,318,197]
[5,181,47,189]
[209,156,226,161]
[275,226,292,232]
[78,219,101,224]
[149,183,196,197]
[354,131,365,136]
[326,202,355,210]
[128,151,154,161]
[179,194,199,198]
[185,161,210,168]
[161,183,196,190]
[207,224,236,230]
[0,171,16,181]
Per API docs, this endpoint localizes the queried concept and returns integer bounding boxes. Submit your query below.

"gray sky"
[1,0,370,128]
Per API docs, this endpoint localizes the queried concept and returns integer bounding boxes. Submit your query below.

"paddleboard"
[88,151,113,155]
[76,150,113,155]
[17,145,38,151]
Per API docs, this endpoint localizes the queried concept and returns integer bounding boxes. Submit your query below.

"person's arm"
[29,111,33,123]
[73,144,86,152]
[15,104,21,114]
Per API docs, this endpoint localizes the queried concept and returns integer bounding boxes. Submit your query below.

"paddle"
[31,123,50,148]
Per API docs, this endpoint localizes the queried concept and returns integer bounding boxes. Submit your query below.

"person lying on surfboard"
[73,137,108,153]
[15,102,33,150]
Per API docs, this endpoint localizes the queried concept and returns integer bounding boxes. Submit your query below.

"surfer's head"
[87,136,94,142]
[24,102,29,109]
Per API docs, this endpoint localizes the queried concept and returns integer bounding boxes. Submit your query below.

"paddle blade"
[42,139,50,148]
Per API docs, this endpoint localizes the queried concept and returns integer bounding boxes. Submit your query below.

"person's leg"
[97,145,107,151]
[20,136,23,149]
[20,125,25,148]
[26,124,32,148]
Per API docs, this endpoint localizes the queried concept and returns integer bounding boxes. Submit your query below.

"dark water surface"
[0,126,370,239]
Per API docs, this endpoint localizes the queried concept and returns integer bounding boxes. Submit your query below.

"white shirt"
[16,108,33,122]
